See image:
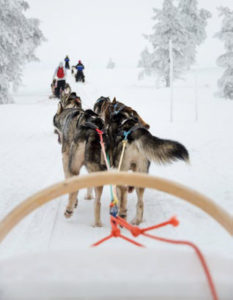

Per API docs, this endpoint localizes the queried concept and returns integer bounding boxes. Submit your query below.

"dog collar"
[119,124,146,140]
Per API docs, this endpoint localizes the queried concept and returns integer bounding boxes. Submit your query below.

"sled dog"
[53,104,108,226]
[60,83,72,101]
[93,97,189,225]
[71,66,77,78]
[49,79,57,99]
[50,81,71,100]
[53,92,82,144]
[93,96,150,165]
[60,91,82,109]
[93,96,150,129]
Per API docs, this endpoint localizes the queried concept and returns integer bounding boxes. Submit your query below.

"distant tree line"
[139,0,233,100]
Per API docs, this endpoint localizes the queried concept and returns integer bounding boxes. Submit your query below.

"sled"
[0,171,232,299]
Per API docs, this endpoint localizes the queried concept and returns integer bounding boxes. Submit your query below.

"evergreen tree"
[139,0,185,87]
[215,7,233,100]
[138,47,153,79]
[178,0,211,69]
[139,0,211,87]
[0,0,44,104]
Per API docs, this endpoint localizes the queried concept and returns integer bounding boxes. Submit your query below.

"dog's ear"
[57,102,63,115]
[75,96,81,104]
[84,109,97,117]
[112,97,116,103]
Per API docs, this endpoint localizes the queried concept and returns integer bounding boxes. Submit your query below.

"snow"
[0,0,233,299]
[0,249,232,300]
[0,66,233,299]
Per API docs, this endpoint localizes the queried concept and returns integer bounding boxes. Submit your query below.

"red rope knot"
[96,128,104,143]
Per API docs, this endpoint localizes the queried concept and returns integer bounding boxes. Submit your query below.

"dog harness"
[112,103,125,115]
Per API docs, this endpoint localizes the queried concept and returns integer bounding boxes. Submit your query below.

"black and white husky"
[53,100,108,226]
[94,97,189,225]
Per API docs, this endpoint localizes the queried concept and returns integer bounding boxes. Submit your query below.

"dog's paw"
[92,221,103,227]
[64,210,73,218]
[131,217,141,225]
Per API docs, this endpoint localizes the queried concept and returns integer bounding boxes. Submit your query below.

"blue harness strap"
[113,103,125,115]
[123,130,132,140]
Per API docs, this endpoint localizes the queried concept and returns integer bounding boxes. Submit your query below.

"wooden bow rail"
[0,171,232,243]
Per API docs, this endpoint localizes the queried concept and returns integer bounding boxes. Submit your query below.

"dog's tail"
[134,129,189,164]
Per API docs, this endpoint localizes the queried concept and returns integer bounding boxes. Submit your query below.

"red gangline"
[91,217,144,247]
[92,216,218,300]
[142,232,218,300]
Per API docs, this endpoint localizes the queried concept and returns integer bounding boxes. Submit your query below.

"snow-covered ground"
[0,66,232,299]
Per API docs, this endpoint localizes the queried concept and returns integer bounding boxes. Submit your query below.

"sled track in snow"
[0,171,232,243]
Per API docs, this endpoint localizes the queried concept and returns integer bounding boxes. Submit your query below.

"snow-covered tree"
[138,47,153,79]
[139,0,211,87]
[215,7,233,100]
[178,0,211,69]
[106,58,115,69]
[0,0,44,104]
[139,0,185,87]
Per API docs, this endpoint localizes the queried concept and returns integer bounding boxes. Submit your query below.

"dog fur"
[60,83,72,102]
[60,91,82,109]
[93,97,189,225]
[54,103,108,226]
[53,92,82,144]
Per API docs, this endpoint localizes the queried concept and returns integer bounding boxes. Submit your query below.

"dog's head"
[60,84,71,99]
[111,109,139,129]
[79,110,107,146]
[107,98,150,130]
[93,96,110,115]
[63,92,82,109]
[83,109,105,131]
[64,83,72,94]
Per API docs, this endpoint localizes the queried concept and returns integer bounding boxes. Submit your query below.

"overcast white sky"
[26,0,233,69]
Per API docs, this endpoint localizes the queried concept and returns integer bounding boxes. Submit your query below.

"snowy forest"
[139,0,233,100]
[0,0,233,102]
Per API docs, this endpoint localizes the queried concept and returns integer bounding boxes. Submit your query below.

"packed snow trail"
[0,67,232,263]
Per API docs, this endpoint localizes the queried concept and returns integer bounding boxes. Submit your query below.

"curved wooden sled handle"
[0,171,232,243]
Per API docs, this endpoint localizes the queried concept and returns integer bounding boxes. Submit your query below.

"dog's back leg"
[93,186,103,227]
[85,187,93,200]
[63,142,84,218]
[85,161,104,227]
[117,186,128,220]
[62,149,78,217]
[131,187,145,225]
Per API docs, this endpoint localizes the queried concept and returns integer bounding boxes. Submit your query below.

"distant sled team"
[53,90,189,226]
[50,58,85,99]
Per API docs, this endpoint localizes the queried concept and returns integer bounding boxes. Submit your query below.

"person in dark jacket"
[64,56,70,69]
[75,60,85,82]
